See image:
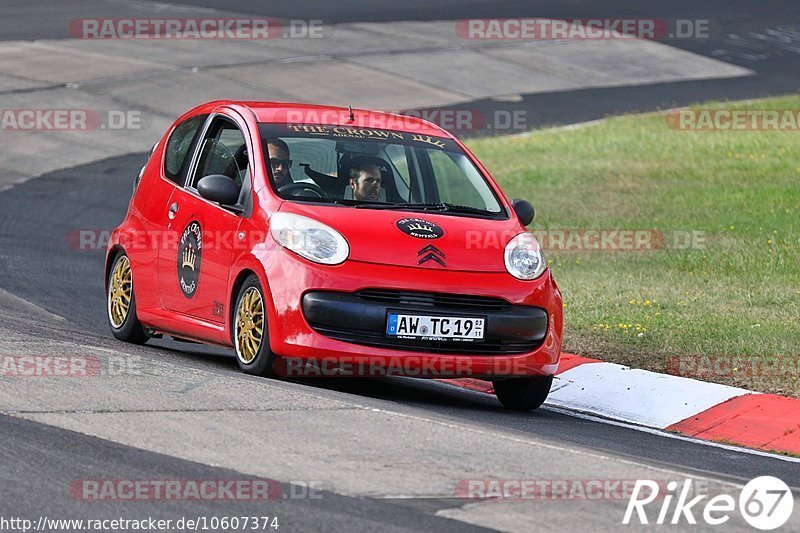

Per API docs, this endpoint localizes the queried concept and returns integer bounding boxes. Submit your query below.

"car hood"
[277,203,523,272]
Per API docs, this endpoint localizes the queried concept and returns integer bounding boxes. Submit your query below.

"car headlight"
[270,212,349,265]
[504,232,547,280]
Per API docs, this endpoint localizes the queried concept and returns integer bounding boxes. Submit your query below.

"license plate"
[386,313,485,341]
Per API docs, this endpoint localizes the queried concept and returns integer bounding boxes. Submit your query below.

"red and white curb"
[441,354,800,457]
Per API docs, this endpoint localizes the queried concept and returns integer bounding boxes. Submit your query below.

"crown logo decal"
[182,245,196,271]
[408,223,433,233]
[411,134,446,148]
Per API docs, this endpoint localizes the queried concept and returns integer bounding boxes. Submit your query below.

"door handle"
[169,202,179,213]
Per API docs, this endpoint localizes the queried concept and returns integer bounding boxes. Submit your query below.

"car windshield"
[258,123,505,217]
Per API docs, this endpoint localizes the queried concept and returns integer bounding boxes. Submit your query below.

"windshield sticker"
[396,218,444,239]
[268,124,455,150]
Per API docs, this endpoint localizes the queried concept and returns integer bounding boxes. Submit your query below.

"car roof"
[199,100,454,139]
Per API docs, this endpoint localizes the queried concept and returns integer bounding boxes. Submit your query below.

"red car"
[105,101,563,410]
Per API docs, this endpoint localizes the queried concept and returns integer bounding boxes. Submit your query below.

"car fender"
[227,251,278,347]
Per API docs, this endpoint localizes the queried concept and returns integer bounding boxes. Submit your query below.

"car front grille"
[355,289,511,311]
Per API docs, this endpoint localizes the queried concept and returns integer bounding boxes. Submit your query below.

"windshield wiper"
[354,202,496,216]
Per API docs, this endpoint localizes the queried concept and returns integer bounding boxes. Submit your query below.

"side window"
[164,115,207,184]
[190,118,248,189]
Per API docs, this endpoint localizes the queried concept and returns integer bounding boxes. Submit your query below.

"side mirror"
[197,174,240,206]
[512,199,535,226]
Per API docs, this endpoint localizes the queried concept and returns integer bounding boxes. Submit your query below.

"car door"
[132,113,208,314]
[158,114,249,324]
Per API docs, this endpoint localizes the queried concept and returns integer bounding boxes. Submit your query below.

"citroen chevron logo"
[418,244,446,267]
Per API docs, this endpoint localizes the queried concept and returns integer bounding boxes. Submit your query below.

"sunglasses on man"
[270,158,292,169]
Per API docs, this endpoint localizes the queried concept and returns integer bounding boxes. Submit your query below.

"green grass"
[467,95,800,396]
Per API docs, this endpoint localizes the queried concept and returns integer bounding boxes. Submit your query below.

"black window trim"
[257,122,508,219]
[182,112,254,218]
[161,113,210,186]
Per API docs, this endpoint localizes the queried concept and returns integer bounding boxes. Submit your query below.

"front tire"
[106,253,148,344]
[233,275,276,377]
[493,375,553,411]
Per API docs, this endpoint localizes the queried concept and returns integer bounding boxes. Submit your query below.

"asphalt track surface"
[161,0,800,128]
[0,414,487,533]
[4,0,800,131]
[0,154,798,530]
[1,1,800,530]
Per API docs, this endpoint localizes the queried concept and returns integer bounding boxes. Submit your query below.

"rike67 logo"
[624,477,794,530]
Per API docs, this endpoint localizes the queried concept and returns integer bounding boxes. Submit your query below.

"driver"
[266,138,292,189]
[349,159,383,201]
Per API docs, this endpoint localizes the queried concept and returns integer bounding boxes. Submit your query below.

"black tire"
[233,274,276,377]
[493,375,553,411]
[106,252,148,344]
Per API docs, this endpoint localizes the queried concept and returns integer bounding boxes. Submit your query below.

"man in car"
[266,138,293,189]
[349,159,383,201]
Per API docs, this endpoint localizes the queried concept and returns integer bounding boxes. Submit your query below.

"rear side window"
[164,114,207,184]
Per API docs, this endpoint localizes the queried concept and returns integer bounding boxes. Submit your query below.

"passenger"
[349,160,383,201]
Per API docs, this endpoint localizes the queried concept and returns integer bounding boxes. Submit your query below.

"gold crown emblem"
[182,245,196,271]
[408,223,434,233]
[411,134,446,148]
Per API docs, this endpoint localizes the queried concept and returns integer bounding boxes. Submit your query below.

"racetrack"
[0,153,798,531]
[1,1,800,531]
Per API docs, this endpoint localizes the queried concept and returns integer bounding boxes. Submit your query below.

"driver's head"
[266,138,291,188]
[349,162,382,201]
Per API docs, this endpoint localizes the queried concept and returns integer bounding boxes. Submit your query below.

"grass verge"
[467,95,800,396]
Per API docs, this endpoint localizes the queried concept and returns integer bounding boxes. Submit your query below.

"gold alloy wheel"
[108,256,132,329]
[236,287,264,364]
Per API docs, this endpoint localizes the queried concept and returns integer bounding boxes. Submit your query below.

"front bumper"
[260,248,563,378]
[302,289,548,355]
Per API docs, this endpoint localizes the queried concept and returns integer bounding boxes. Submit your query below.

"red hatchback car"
[105,101,563,410]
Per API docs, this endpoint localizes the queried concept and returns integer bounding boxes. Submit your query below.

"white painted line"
[0,288,66,322]
[546,362,752,429]
[359,406,745,481]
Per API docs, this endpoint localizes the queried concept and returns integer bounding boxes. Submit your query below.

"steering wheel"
[277,182,328,199]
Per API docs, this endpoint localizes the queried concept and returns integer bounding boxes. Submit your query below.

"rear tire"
[106,252,148,344]
[493,375,553,411]
[233,274,276,377]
